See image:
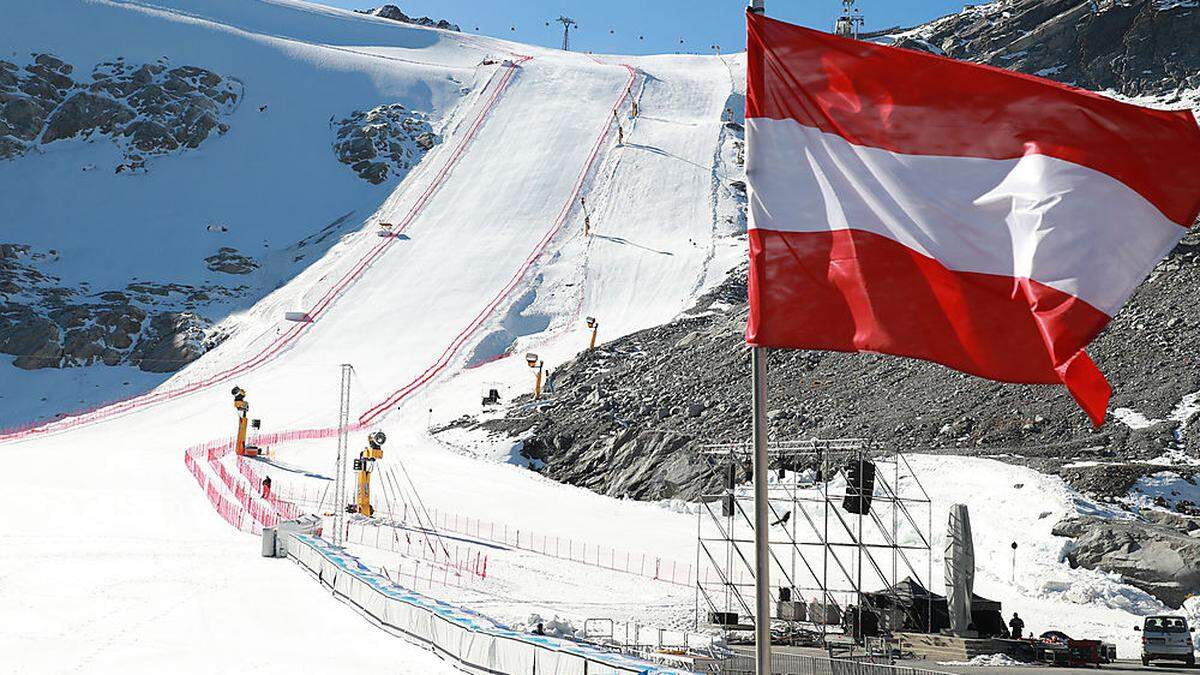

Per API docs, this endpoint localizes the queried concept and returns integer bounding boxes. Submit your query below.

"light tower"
[555,16,577,51]
[834,0,865,39]
[525,352,544,398]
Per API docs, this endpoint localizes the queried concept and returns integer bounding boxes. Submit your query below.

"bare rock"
[333,103,438,184]
[0,304,61,369]
[42,91,135,143]
[129,311,209,372]
[1055,515,1200,608]
[204,247,258,275]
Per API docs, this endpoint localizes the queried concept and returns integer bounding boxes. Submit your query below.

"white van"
[1136,615,1195,666]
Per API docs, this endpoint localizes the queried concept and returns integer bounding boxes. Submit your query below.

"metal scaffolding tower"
[694,438,932,647]
[332,363,353,545]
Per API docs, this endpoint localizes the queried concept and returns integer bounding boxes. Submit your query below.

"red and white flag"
[745,12,1200,426]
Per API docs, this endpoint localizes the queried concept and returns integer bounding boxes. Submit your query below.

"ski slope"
[0,0,742,671]
[1,0,1188,672]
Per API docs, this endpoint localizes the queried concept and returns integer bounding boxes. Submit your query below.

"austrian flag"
[744,12,1200,426]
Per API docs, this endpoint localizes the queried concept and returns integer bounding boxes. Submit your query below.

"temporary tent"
[861,577,1005,637]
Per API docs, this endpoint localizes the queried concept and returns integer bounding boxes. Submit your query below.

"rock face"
[203,247,259,275]
[478,225,1200,501]
[0,53,240,166]
[885,0,1200,99]
[0,243,229,372]
[129,311,210,373]
[332,103,438,184]
[357,5,460,32]
[1054,513,1200,608]
[470,0,1200,503]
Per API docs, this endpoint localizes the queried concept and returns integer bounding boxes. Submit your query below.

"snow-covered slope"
[3,1,1191,671]
[0,0,479,422]
[0,0,743,671]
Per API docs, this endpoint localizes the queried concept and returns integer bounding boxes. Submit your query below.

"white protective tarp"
[285,534,667,675]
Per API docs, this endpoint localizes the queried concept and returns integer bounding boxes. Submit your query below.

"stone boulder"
[1054,514,1200,608]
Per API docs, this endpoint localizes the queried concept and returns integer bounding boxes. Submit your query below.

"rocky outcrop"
[469,0,1200,501]
[478,225,1200,500]
[357,5,460,32]
[1054,513,1200,608]
[888,0,1200,99]
[129,311,210,373]
[1061,463,1199,503]
[0,53,240,166]
[0,243,236,372]
[203,247,258,275]
[332,103,437,184]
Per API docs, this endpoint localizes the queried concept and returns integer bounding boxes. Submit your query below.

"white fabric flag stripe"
[747,117,1183,317]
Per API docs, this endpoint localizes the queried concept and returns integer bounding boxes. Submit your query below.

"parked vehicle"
[1136,615,1195,666]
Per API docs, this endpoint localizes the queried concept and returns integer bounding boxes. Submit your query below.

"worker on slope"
[261,475,272,499]
[1009,612,1025,639]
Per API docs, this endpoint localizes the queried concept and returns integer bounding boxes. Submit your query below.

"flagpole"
[751,346,772,675]
[747,2,769,674]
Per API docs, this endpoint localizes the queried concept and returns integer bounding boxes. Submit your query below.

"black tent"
[861,577,1005,637]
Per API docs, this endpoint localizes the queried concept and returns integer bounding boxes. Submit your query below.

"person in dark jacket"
[1009,612,1025,639]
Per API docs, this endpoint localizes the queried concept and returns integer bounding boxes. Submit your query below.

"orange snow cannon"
[349,431,385,517]
[231,386,262,457]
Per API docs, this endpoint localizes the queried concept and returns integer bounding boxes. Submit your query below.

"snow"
[1127,471,1200,513]
[1,0,744,669]
[940,653,1032,667]
[1112,407,1158,430]
[2,0,1194,671]
[1110,390,1200,436]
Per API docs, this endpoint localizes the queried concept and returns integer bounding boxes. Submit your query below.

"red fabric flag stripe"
[746,12,1200,227]
[746,227,1112,425]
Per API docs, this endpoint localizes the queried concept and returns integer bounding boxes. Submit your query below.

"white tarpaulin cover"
[287,534,685,674]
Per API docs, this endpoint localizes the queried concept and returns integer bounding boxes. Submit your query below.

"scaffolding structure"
[694,438,933,645]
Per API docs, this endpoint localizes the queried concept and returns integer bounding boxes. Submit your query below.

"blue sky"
[312,1,967,55]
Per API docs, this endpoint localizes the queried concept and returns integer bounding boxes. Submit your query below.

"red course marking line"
[358,61,638,424]
[1,54,531,443]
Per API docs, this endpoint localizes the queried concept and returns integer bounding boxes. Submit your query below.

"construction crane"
[347,431,386,517]
[555,16,577,51]
[230,386,262,457]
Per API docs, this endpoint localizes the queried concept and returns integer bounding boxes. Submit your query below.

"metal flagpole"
[752,348,771,674]
[748,2,768,667]
[748,2,768,673]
